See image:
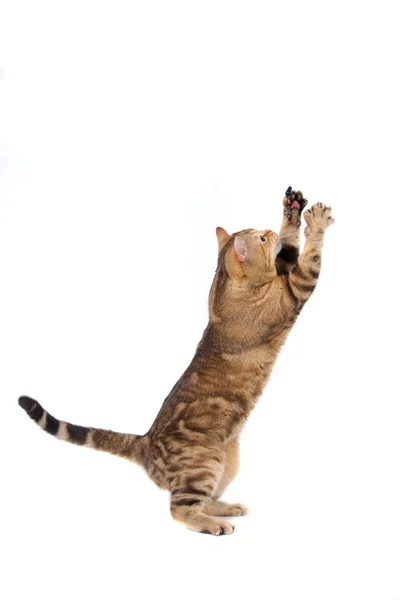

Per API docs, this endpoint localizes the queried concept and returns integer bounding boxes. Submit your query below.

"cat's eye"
[260,236,266,242]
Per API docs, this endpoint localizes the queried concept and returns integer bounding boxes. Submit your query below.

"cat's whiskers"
[279,224,302,236]
[279,228,302,241]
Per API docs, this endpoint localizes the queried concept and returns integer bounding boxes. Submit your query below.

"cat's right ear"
[216,227,230,251]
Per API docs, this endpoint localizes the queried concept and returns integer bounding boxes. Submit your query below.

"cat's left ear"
[233,236,247,262]
[216,227,230,251]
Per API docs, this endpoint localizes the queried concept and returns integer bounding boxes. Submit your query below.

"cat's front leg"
[286,202,334,304]
[276,187,308,275]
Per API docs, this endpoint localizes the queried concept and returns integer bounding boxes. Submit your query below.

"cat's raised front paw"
[304,202,335,236]
[283,187,308,222]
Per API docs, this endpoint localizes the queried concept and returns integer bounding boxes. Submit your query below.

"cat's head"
[216,226,281,285]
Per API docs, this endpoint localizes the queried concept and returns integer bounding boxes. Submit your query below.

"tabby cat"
[19,187,334,535]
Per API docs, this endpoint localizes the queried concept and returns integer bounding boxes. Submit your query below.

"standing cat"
[19,188,334,535]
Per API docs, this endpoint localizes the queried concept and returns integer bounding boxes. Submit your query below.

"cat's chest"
[220,346,278,403]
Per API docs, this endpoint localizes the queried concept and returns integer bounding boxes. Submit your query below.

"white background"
[1,1,399,599]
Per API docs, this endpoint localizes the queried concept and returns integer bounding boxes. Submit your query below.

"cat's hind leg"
[276,187,308,275]
[169,464,236,535]
[215,435,240,497]
[204,435,249,517]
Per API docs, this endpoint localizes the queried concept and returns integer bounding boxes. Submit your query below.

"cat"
[19,187,334,535]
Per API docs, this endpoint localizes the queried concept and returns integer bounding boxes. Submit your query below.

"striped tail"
[18,396,143,464]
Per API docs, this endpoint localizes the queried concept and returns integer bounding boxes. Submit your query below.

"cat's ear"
[216,227,230,251]
[233,236,247,262]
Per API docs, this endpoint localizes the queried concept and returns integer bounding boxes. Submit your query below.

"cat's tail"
[18,396,144,464]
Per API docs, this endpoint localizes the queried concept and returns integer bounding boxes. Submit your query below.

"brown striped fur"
[18,188,334,535]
